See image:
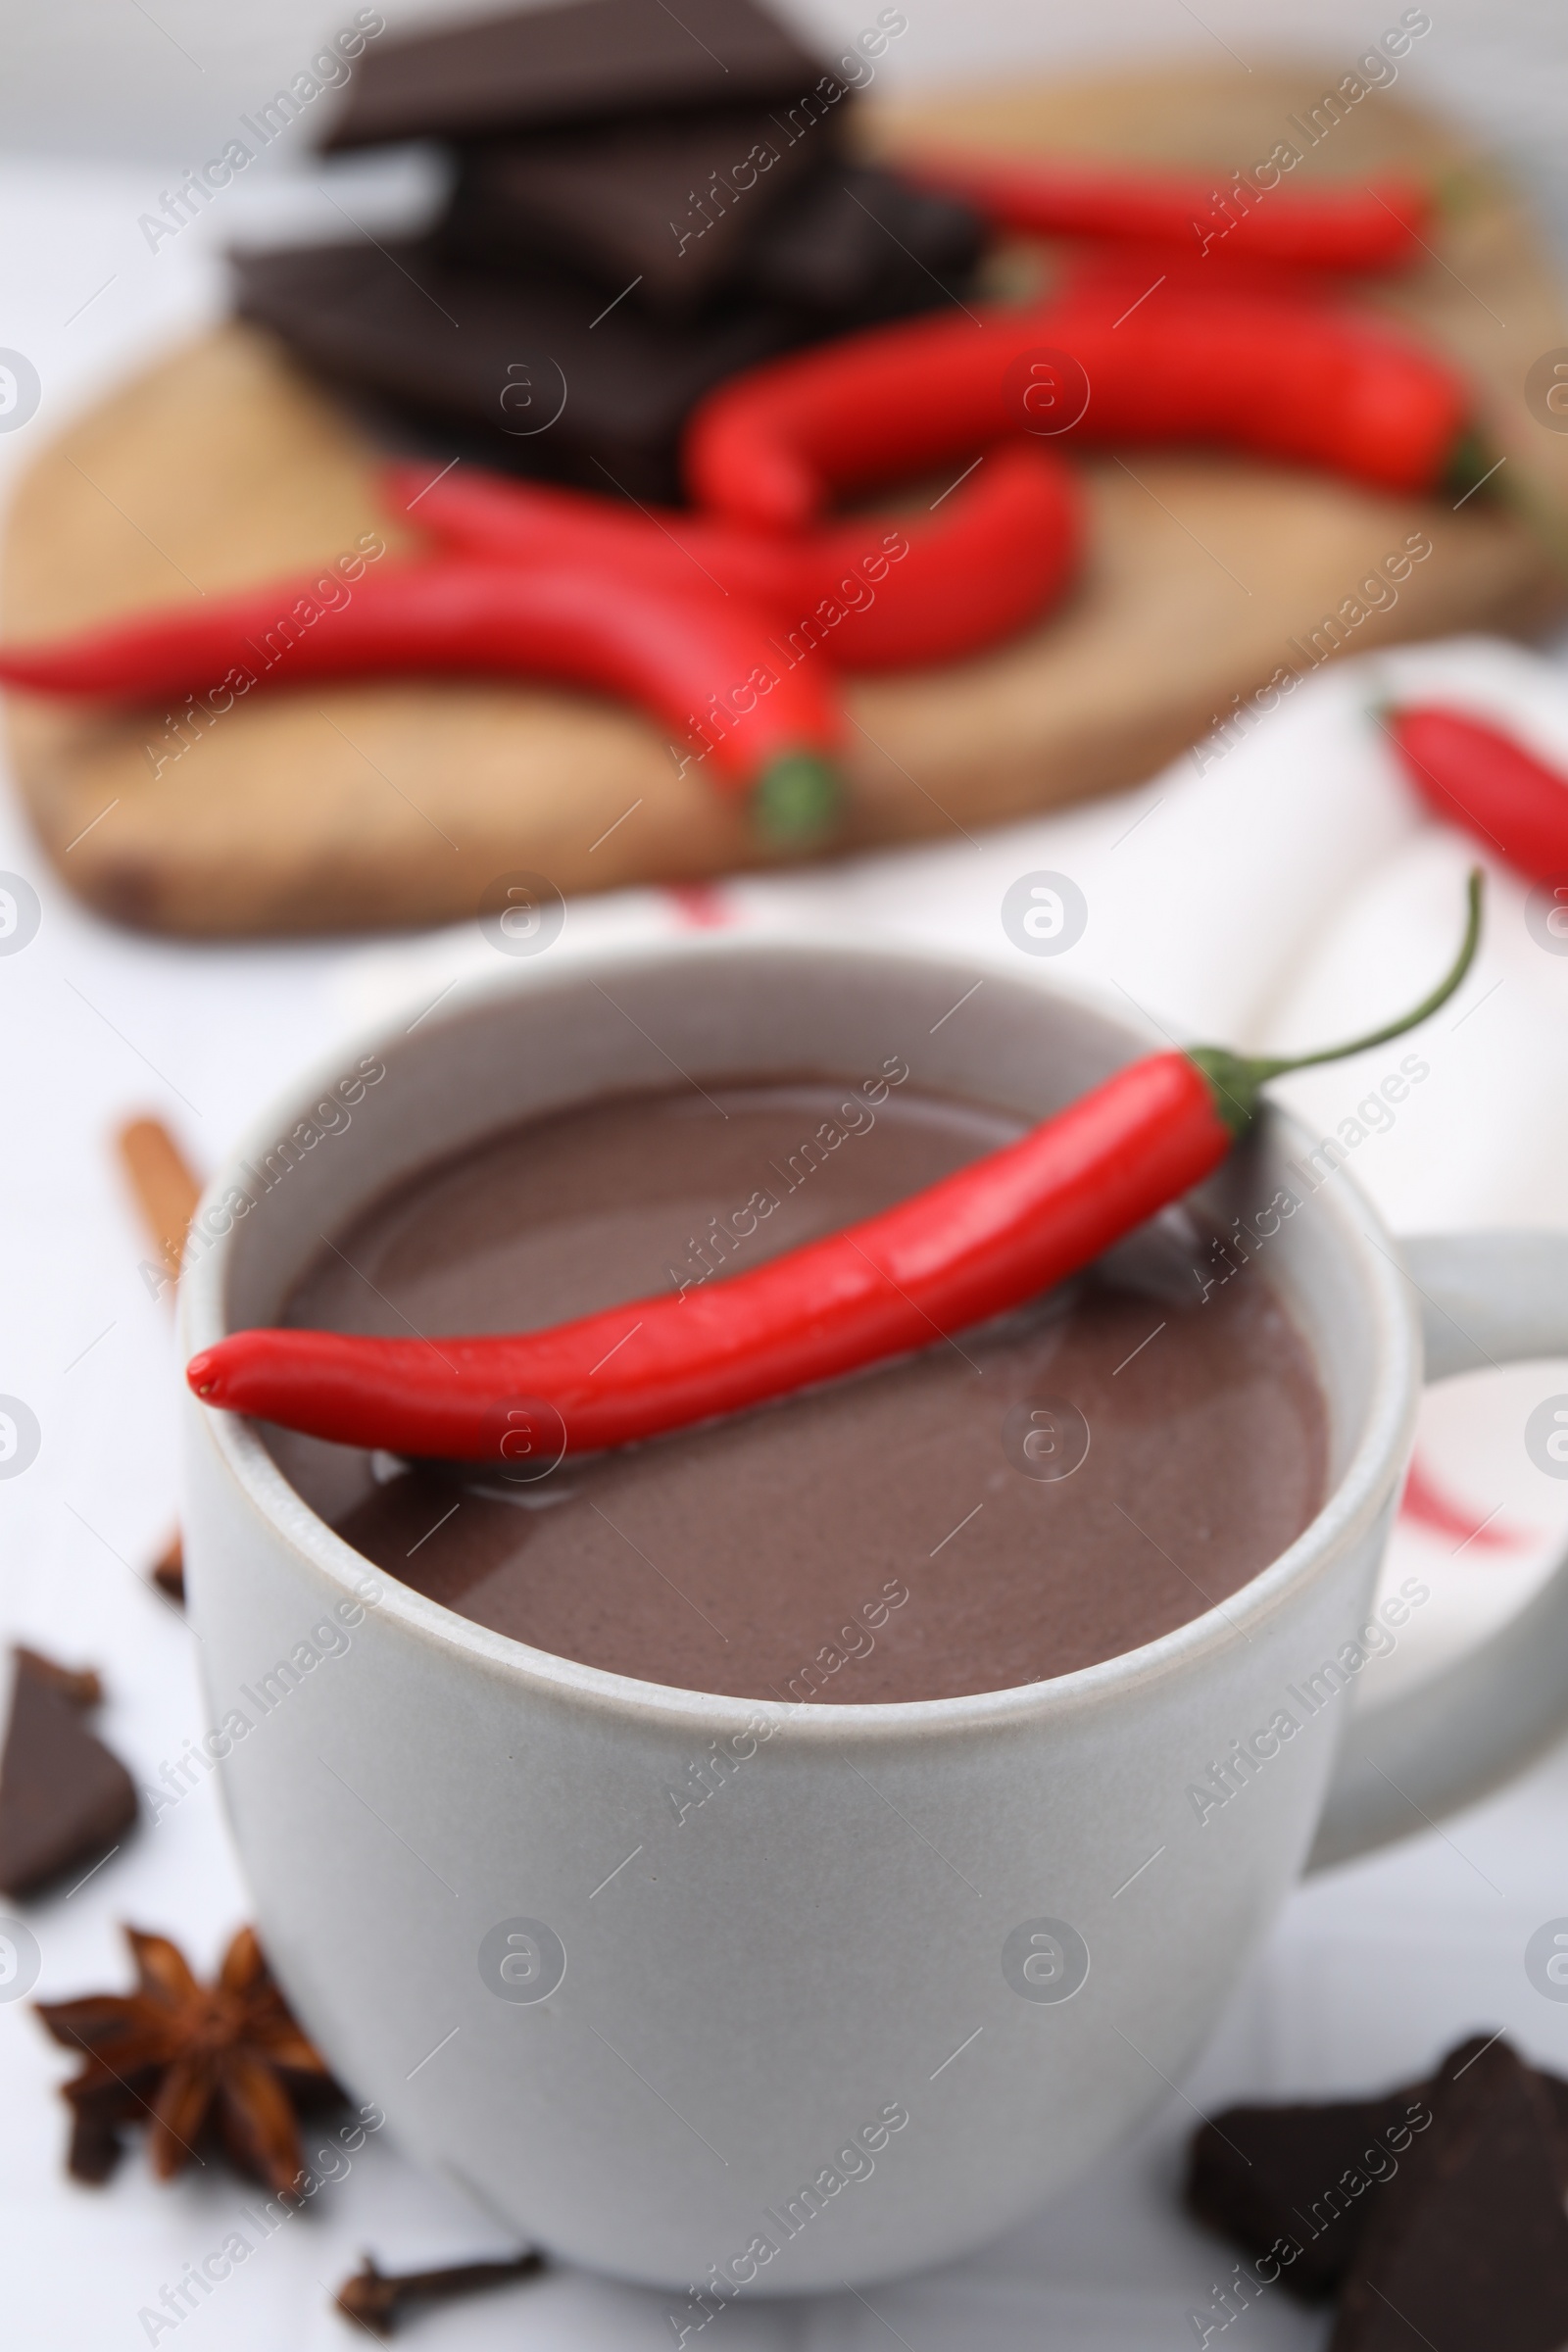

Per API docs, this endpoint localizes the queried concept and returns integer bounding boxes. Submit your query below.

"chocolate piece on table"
[1188,2039,1568,2310]
[1437,2032,1568,2162]
[11,1649,102,1709]
[234,237,815,503]
[1185,2092,1422,2301]
[1332,2038,1568,2350]
[442,107,841,317]
[322,0,837,152]
[1544,2060,1568,2150]
[0,1646,137,1898]
[748,164,986,321]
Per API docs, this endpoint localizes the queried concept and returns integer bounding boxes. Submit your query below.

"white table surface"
[7,110,1568,2348]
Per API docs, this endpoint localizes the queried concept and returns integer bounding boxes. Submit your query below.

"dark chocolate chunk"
[443,107,838,316]
[446,142,983,328]
[1544,2063,1568,2149]
[13,1650,103,1710]
[322,0,838,152]
[1332,2039,1568,2350]
[747,164,985,321]
[1437,2033,1568,2159]
[1186,2090,1428,2301]
[0,1647,137,1899]
[1188,2039,1568,2310]
[235,236,806,502]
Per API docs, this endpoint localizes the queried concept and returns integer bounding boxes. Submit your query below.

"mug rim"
[179,934,1422,1742]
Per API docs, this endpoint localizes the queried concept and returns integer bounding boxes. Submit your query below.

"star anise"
[36,1922,339,2193]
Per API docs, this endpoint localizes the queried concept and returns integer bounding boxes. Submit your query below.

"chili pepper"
[1385,703,1568,882]
[1054,241,1353,312]
[386,442,1086,673]
[685,290,1478,533]
[0,561,842,842]
[186,874,1482,1463]
[905,152,1431,273]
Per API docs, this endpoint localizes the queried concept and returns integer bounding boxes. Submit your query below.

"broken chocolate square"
[322,0,838,152]
[746,164,985,321]
[447,143,983,330]
[1186,2089,1430,2301]
[1332,2038,1568,2349]
[0,1647,137,1899]
[1187,2038,1568,2311]
[442,106,839,315]
[235,236,811,502]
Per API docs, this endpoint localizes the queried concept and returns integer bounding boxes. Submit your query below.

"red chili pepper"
[1054,241,1357,312]
[1386,704,1568,881]
[685,290,1478,533]
[186,877,1481,1462]
[386,443,1086,674]
[0,561,843,841]
[905,152,1431,273]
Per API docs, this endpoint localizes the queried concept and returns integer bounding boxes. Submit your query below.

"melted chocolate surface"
[268,1080,1326,1702]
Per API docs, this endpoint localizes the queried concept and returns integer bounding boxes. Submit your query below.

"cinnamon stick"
[116,1116,202,1285]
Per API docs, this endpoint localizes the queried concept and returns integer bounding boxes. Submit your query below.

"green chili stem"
[754,752,842,845]
[1191,867,1483,1136]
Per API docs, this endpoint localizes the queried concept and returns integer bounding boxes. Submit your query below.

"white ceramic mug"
[179,940,1568,2294]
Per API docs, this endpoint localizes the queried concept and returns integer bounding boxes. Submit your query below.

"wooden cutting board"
[6,62,1568,936]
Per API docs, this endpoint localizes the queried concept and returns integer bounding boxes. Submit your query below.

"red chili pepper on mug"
[0,561,843,842]
[186,875,1482,1463]
[387,441,1086,674]
[685,290,1480,532]
[904,152,1432,273]
[1385,703,1568,881]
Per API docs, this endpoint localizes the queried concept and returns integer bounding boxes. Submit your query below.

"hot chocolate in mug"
[180,941,1568,2290]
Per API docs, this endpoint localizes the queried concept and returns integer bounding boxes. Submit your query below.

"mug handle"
[1309,1231,1568,1872]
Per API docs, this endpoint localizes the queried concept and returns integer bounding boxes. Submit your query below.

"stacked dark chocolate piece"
[234,0,984,502]
[1186,2035,1568,2348]
[0,1647,137,1899]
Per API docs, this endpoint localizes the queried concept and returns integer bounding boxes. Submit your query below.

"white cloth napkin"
[7,161,1568,2352]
